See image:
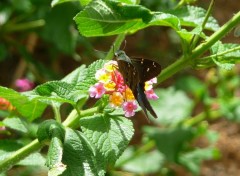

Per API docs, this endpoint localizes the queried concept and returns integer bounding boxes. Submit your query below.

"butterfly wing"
[131,58,161,83]
[117,59,139,93]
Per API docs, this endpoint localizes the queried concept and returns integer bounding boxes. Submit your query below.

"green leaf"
[0,86,46,121]
[150,88,193,125]
[168,5,219,31]
[51,0,92,7]
[177,26,205,54]
[175,76,207,99]
[18,152,46,166]
[74,0,180,37]
[41,3,80,54]
[117,148,164,174]
[62,65,87,85]
[3,117,28,133]
[144,126,194,162]
[179,147,220,175]
[29,81,81,105]
[25,60,105,107]
[75,59,107,91]
[62,128,103,176]
[80,113,134,169]
[210,41,240,70]
[47,136,66,175]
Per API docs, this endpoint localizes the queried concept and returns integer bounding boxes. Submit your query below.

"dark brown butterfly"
[114,50,161,120]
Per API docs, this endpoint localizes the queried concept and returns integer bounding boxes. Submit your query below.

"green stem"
[0,139,42,172]
[191,0,215,49]
[53,103,61,123]
[183,110,220,127]
[0,107,99,172]
[104,33,126,60]
[62,107,99,128]
[3,20,45,33]
[200,45,240,60]
[157,11,240,84]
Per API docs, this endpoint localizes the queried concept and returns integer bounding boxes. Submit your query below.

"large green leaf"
[0,86,46,121]
[62,128,103,176]
[150,88,193,125]
[116,147,164,174]
[144,126,194,162]
[74,0,180,36]
[168,5,219,31]
[41,2,80,54]
[80,113,134,170]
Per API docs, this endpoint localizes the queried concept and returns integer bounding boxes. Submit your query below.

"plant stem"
[62,107,99,128]
[183,109,220,127]
[104,33,126,60]
[3,20,45,33]
[157,11,240,84]
[0,139,42,173]
[191,0,215,49]
[200,45,240,60]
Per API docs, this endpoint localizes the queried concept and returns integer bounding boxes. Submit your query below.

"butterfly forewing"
[117,59,139,92]
[131,58,161,83]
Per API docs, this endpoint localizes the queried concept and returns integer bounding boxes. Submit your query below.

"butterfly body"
[114,50,161,119]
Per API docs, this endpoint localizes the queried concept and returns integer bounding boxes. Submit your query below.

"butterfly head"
[114,50,126,58]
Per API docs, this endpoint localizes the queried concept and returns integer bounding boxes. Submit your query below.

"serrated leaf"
[62,65,87,85]
[0,86,46,121]
[210,41,240,70]
[24,60,105,108]
[3,117,28,133]
[144,126,194,162]
[80,113,134,169]
[168,5,219,31]
[150,88,193,126]
[76,59,107,91]
[74,0,180,37]
[62,128,104,176]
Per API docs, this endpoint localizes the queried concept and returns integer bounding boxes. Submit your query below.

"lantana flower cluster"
[89,61,158,117]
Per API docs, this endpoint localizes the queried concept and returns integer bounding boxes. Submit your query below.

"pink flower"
[112,71,125,93]
[145,89,159,100]
[122,101,138,117]
[89,82,106,98]
[15,78,34,92]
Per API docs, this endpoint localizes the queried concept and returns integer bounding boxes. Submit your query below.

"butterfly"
[114,50,161,120]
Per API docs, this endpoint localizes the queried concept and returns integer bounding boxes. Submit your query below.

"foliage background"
[0,0,240,175]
